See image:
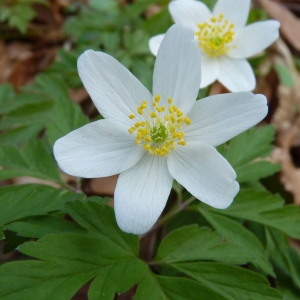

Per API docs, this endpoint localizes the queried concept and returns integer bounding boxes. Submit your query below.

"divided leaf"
[200,189,300,239]
[0,139,63,183]
[0,200,145,300]
[135,271,225,300]
[155,225,255,265]
[173,262,281,300]
[199,210,274,275]
[219,125,280,182]
[0,184,84,227]
[46,93,88,145]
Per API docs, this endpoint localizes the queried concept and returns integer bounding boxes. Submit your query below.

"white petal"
[228,20,280,58]
[217,57,256,92]
[169,0,212,31]
[200,54,219,88]
[153,25,201,114]
[213,0,250,28]
[168,142,239,209]
[114,154,173,234]
[53,119,144,178]
[185,92,268,146]
[149,34,165,56]
[77,50,152,122]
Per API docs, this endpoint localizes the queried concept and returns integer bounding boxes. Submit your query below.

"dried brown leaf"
[259,0,300,50]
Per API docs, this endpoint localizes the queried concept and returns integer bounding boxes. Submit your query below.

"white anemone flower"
[149,0,280,92]
[54,25,268,234]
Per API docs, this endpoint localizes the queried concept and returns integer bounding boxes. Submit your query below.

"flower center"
[128,95,191,156]
[195,13,235,57]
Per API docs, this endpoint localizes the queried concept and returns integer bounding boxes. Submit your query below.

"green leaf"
[220,125,279,182]
[5,215,84,238]
[0,260,96,300]
[0,4,34,33]
[46,94,88,145]
[266,229,300,292]
[235,161,280,183]
[155,225,254,265]
[224,125,275,166]
[0,200,145,300]
[136,271,225,300]
[274,63,295,87]
[0,184,84,226]
[64,199,138,254]
[0,84,17,114]
[0,99,53,130]
[88,259,146,300]
[199,210,274,276]
[0,139,62,183]
[89,0,118,12]
[30,73,70,100]
[201,189,300,239]
[173,262,281,300]
[0,92,53,144]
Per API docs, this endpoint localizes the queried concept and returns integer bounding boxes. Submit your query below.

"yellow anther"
[196,13,235,57]
[144,144,151,151]
[154,95,161,102]
[150,111,157,118]
[184,117,191,125]
[128,96,191,156]
[142,100,147,108]
[177,140,186,146]
[129,114,135,119]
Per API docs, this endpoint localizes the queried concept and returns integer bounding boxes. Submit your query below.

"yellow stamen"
[195,13,235,57]
[127,94,191,156]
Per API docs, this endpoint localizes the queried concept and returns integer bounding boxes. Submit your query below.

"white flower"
[149,0,280,92]
[54,25,268,234]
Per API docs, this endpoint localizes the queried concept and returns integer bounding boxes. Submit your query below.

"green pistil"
[150,123,168,143]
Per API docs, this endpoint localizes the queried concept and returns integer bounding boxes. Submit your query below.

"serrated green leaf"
[0,98,53,129]
[0,4,34,33]
[0,84,16,114]
[219,125,279,182]
[65,199,138,255]
[0,139,62,183]
[201,189,300,239]
[0,260,96,300]
[0,124,44,145]
[136,271,226,300]
[88,259,146,300]
[5,215,84,238]
[199,210,274,276]
[225,125,275,166]
[0,200,144,300]
[0,90,54,145]
[155,225,254,265]
[0,184,84,226]
[173,262,281,300]
[46,95,88,145]
[266,229,300,292]
[235,161,280,183]
[31,74,70,100]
